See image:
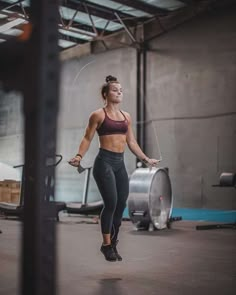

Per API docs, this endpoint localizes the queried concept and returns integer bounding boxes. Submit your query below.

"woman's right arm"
[68,111,100,167]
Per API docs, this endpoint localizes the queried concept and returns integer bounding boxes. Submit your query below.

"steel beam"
[59,31,88,43]
[65,0,143,25]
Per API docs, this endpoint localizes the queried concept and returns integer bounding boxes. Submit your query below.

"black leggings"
[93,148,129,242]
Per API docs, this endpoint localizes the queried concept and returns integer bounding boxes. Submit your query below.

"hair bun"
[105,75,117,83]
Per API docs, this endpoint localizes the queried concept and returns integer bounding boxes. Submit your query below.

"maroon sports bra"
[97,108,128,136]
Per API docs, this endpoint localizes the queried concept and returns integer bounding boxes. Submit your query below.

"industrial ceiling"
[0,0,234,50]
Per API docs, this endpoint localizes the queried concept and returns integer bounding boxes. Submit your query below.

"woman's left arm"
[125,112,160,167]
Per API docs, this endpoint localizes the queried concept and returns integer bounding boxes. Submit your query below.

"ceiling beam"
[0,17,25,33]
[0,3,107,40]
[58,24,95,38]
[0,2,26,15]
[59,32,87,44]
[110,0,169,15]
[0,29,86,45]
[64,0,145,25]
[61,19,105,34]
[0,0,25,11]
[0,2,139,37]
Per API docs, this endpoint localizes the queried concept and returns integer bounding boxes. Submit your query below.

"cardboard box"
[0,187,11,202]
[0,180,21,202]
[0,186,3,202]
[2,179,21,189]
[11,188,21,204]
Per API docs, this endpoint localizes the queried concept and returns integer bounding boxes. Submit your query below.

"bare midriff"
[99,134,127,153]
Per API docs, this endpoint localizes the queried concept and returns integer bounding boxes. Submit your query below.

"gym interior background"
[0,1,235,295]
[0,0,235,213]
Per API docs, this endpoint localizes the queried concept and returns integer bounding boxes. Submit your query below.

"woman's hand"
[142,157,161,167]
[68,155,82,167]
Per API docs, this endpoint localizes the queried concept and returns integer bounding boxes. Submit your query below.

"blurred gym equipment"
[196,172,236,230]
[66,166,103,216]
[0,155,66,221]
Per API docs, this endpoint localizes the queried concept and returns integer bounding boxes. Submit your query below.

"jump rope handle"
[77,164,86,174]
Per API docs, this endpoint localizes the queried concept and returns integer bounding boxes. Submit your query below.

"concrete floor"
[0,215,236,295]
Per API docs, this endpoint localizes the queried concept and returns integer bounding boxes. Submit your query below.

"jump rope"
[67,58,163,171]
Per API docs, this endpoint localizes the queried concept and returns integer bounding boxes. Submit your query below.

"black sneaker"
[100,244,117,261]
[112,240,122,261]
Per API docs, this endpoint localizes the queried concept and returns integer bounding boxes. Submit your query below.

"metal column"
[136,46,147,163]
[21,1,60,295]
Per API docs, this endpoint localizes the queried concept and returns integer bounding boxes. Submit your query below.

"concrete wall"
[145,7,236,209]
[0,90,24,170]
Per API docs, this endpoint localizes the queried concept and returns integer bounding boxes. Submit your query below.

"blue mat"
[123,207,236,223]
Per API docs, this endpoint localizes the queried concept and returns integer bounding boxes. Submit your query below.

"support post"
[21,1,60,295]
